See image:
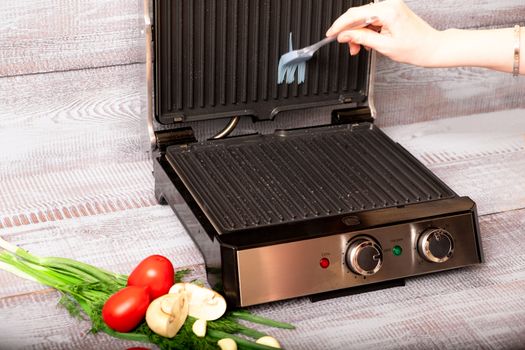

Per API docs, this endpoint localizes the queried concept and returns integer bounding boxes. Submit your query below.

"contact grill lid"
[153,0,373,125]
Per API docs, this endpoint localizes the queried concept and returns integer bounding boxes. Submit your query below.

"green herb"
[0,237,294,349]
[230,310,295,330]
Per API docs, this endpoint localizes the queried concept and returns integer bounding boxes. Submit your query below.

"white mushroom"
[217,338,237,350]
[169,282,227,321]
[256,336,282,348]
[192,318,207,338]
[146,292,188,338]
[169,282,186,295]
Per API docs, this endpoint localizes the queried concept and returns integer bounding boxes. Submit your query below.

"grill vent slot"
[155,0,371,124]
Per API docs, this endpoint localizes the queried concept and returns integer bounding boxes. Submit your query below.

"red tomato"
[127,255,175,300]
[102,286,150,332]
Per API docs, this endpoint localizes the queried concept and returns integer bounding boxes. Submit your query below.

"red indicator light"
[320,258,330,269]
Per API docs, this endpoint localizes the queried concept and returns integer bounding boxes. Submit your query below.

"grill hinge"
[331,107,374,125]
[155,127,196,154]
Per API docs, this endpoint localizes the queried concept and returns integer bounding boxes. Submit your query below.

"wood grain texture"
[383,110,525,216]
[1,1,525,348]
[0,0,144,77]
[1,0,523,77]
[374,0,525,125]
[0,0,523,127]
[374,60,525,127]
[0,205,204,299]
[404,0,525,30]
[0,291,148,350]
[0,64,151,221]
[0,208,523,349]
[0,64,147,170]
[1,60,520,225]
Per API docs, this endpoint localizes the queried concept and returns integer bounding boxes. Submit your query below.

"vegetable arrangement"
[0,237,294,349]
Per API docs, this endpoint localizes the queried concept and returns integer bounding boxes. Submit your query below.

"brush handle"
[306,17,378,53]
[307,36,338,53]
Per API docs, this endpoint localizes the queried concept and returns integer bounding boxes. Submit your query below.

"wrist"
[424,28,458,68]
[406,28,451,68]
[421,27,522,73]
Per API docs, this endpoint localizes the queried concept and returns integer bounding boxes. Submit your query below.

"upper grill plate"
[153,0,373,124]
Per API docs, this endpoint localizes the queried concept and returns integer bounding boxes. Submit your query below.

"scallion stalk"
[207,329,279,350]
[230,310,295,329]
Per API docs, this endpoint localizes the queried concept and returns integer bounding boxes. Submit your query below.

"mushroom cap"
[146,292,188,338]
[169,283,227,321]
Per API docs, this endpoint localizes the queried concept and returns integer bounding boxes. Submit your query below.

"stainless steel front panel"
[237,213,480,306]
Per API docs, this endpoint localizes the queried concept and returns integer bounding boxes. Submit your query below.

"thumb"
[337,28,391,54]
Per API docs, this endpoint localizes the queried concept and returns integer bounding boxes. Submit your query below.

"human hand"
[326,0,440,67]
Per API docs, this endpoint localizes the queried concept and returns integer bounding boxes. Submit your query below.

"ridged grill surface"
[154,0,371,124]
[167,125,456,233]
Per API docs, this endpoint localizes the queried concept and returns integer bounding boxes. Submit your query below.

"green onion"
[230,310,295,329]
[0,236,295,349]
[207,329,280,350]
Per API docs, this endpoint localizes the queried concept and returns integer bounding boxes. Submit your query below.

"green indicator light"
[392,245,403,256]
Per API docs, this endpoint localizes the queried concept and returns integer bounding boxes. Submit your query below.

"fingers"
[349,43,361,56]
[337,28,391,54]
[326,3,384,37]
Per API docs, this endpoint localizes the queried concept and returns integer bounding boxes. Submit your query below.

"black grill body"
[149,0,483,306]
[154,124,483,306]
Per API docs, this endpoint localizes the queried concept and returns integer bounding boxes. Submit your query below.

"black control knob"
[345,237,383,276]
[418,228,454,263]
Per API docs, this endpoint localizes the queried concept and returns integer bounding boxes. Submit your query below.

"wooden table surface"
[1,1,524,349]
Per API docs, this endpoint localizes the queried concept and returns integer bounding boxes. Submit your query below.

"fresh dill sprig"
[0,240,294,349]
[175,269,191,282]
[58,293,85,320]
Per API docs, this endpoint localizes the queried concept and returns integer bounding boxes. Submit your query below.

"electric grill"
[145,0,484,307]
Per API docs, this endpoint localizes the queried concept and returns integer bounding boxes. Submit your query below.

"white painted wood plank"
[404,0,525,30]
[0,0,144,77]
[0,65,523,229]
[0,0,522,126]
[383,110,525,216]
[0,160,155,224]
[0,2,523,349]
[1,0,522,77]
[0,208,523,349]
[374,61,525,127]
[383,109,525,163]
[0,63,147,171]
[0,291,149,350]
[430,151,525,216]
[0,63,152,226]
[0,204,204,298]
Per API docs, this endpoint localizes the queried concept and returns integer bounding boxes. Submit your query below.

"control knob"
[345,237,383,276]
[418,228,454,263]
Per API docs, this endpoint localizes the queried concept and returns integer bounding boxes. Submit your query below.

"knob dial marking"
[418,228,454,263]
[345,237,383,276]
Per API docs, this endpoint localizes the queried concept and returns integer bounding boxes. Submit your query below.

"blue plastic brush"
[278,17,378,84]
[278,33,336,84]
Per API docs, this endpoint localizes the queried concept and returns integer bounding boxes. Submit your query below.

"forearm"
[430,27,524,74]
